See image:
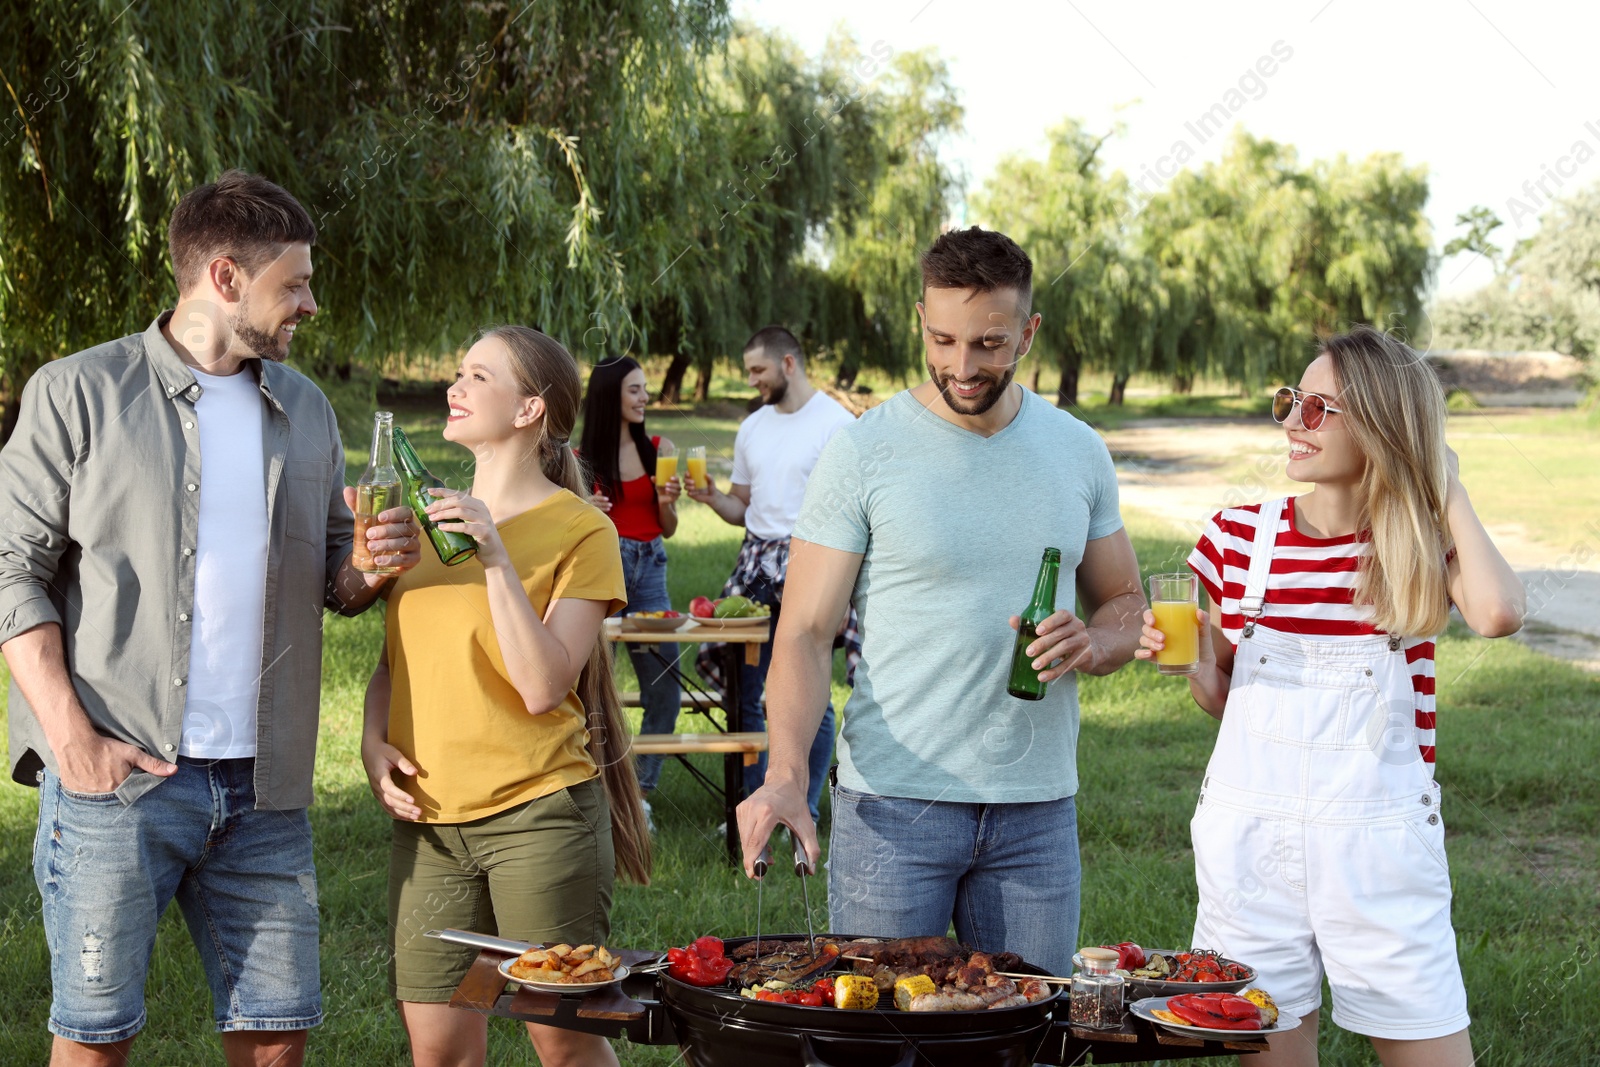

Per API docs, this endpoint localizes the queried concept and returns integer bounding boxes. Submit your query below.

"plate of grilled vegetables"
[1131,990,1298,1038]
[1076,945,1256,999]
[499,944,629,992]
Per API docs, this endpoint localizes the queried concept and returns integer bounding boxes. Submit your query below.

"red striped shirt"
[1187,499,1441,764]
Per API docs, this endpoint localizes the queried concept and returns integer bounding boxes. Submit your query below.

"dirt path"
[1103,418,1600,672]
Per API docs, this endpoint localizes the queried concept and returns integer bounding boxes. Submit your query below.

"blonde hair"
[1320,325,1451,638]
[485,324,652,885]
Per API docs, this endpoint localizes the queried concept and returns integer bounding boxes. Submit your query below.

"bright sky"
[735,0,1600,300]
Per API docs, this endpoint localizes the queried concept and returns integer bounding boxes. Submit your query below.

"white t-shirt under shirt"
[1186,499,1442,764]
[730,390,855,540]
[179,366,269,758]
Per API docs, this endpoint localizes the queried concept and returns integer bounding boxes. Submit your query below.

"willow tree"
[1141,131,1432,392]
[972,119,1156,406]
[820,44,963,386]
[647,30,963,397]
[0,0,731,437]
[645,22,848,401]
[1432,183,1600,359]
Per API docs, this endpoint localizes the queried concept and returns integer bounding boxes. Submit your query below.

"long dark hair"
[482,326,652,885]
[578,356,657,500]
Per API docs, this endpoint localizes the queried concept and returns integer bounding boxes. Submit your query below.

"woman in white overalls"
[1137,326,1525,1066]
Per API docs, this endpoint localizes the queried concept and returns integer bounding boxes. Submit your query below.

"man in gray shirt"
[0,171,419,1066]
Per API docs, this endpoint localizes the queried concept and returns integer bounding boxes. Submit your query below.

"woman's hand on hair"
[425,487,510,569]
[1445,445,1462,489]
[656,475,682,507]
[592,490,612,513]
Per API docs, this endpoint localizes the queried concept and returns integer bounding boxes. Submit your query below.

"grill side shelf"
[448,947,675,1046]
[1032,1011,1271,1064]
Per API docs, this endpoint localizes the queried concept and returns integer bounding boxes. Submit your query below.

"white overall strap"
[1239,498,1286,633]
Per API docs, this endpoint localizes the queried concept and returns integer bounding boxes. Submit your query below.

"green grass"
[1445,409,1600,552]
[2,420,1596,1064]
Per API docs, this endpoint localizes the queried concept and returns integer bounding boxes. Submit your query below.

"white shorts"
[1189,785,1471,1041]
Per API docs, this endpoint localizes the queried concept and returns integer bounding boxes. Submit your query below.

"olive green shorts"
[387,776,615,1001]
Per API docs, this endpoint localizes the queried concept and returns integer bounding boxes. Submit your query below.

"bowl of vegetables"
[623,610,689,632]
[1077,943,1257,1000]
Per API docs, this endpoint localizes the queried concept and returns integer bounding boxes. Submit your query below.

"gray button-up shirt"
[0,313,363,809]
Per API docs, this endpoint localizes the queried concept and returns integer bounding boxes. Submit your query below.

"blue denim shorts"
[32,759,323,1043]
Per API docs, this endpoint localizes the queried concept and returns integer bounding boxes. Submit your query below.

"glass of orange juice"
[685,445,707,491]
[1148,573,1199,675]
[654,440,678,488]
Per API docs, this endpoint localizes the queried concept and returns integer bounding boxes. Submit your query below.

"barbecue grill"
[435,929,1267,1065]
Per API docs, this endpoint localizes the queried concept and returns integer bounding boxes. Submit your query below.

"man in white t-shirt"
[688,326,855,819]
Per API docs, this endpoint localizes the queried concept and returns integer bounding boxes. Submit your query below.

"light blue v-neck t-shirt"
[792,387,1123,803]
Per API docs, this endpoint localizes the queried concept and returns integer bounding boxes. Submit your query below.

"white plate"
[689,615,770,629]
[1130,996,1298,1039]
[497,956,631,994]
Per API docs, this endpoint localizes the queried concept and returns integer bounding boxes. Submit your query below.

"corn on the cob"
[893,974,936,1011]
[1241,988,1278,1027]
[834,974,880,1010]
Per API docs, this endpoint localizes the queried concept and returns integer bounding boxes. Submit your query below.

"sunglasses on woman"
[1272,386,1342,431]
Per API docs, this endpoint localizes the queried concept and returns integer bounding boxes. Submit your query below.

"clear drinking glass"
[1148,572,1200,676]
[654,440,678,488]
[684,445,707,491]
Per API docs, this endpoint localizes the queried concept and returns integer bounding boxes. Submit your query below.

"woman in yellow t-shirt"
[361,325,650,1067]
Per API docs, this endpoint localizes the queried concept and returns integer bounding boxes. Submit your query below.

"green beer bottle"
[393,427,477,566]
[1006,547,1061,700]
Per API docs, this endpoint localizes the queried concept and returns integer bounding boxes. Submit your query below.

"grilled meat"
[726,940,841,987]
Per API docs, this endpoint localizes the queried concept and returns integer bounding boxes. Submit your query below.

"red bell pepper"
[1167,993,1262,1030]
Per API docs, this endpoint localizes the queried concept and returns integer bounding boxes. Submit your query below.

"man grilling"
[735,227,1145,975]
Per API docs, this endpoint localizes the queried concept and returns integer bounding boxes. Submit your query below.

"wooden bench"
[619,691,719,709]
[632,732,767,767]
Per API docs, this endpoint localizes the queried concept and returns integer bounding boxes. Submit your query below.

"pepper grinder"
[1070,946,1127,1029]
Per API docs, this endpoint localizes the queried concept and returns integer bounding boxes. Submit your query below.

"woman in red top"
[579,357,682,808]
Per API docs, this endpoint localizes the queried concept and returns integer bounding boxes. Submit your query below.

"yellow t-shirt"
[385,488,627,822]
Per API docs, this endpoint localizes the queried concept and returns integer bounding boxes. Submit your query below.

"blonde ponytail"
[486,325,653,884]
[1320,326,1452,638]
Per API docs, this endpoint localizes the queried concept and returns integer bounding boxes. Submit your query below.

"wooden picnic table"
[604,618,770,862]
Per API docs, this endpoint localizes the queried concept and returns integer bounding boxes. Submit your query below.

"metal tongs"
[753,828,816,956]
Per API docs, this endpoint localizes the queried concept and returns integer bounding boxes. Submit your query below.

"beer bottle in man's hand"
[394,426,477,566]
[354,411,403,575]
[1007,547,1061,700]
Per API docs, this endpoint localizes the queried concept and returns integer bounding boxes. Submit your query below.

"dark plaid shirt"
[695,533,861,691]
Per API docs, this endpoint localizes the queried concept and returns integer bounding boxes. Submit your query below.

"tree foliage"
[1431,184,1600,359]
[976,128,1433,404]
[0,2,964,431]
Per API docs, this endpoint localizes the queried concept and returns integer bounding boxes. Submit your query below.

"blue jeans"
[739,572,835,822]
[826,785,1081,976]
[32,759,323,1043]
[618,536,682,793]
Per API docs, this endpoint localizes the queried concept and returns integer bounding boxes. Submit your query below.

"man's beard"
[762,379,789,407]
[232,293,289,362]
[928,361,1014,415]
